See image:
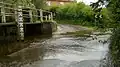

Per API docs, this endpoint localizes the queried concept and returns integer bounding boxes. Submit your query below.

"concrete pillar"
[41,22,52,34]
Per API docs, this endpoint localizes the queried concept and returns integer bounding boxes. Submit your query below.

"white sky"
[77,0,98,5]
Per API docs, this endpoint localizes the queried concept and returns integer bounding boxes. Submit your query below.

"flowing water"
[0,24,110,67]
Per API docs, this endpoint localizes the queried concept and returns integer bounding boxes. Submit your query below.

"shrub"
[48,2,111,28]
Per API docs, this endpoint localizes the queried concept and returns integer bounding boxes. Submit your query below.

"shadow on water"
[0,34,52,67]
[0,46,47,67]
[0,35,52,60]
[0,34,52,55]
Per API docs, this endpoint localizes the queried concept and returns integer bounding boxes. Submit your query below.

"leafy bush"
[48,3,94,26]
[48,2,111,28]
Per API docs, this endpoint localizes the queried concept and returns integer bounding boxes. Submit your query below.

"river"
[0,24,110,67]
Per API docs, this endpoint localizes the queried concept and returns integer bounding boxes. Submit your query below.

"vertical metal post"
[14,6,17,23]
[48,14,51,20]
[17,6,24,40]
[40,9,43,22]
[1,2,6,23]
[50,12,53,21]
[29,9,33,23]
[45,16,47,21]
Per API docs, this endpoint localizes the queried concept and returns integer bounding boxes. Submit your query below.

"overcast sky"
[77,0,98,5]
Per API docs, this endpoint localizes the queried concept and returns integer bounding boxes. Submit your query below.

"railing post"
[40,9,43,22]
[14,6,18,23]
[50,12,53,21]
[45,16,48,21]
[17,6,24,40]
[48,14,51,21]
[29,9,33,23]
[1,2,6,23]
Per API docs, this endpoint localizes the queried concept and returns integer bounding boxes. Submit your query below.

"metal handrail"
[0,1,54,23]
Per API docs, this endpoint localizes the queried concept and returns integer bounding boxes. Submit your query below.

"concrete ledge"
[51,21,57,32]
[41,22,52,34]
[0,21,57,42]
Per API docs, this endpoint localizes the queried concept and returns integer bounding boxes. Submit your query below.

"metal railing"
[0,1,54,40]
[0,1,54,23]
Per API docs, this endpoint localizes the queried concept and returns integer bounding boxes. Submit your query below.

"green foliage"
[109,28,120,66]
[107,0,120,66]
[31,0,46,9]
[49,2,111,28]
[100,8,112,28]
[93,0,120,66]
[107,0,120,27]
[54,3,95,26]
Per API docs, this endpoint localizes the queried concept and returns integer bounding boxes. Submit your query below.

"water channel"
[0,24,110,67]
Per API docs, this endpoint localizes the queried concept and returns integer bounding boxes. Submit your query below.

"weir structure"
[0,1,57,41]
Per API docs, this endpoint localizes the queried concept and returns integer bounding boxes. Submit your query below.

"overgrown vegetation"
[48,2,111,29]
[109,28,120,66]
[91,0,120,66]
[107,0,120,66]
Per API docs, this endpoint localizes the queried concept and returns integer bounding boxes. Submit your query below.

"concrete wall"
[0,25,17,43]
[24,24,42,36]
[0,22,57,42]
[41,21,57,34]
[24,22,57,36]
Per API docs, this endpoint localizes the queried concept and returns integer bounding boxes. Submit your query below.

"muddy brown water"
[0,24,110,67]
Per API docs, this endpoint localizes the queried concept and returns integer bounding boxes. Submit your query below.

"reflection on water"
[0,35,52,67]
[0,47,45,67]
[0,35,52,55]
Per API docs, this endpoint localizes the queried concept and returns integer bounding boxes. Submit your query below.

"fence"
[0,1,53,23]
[0,1,54,40]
